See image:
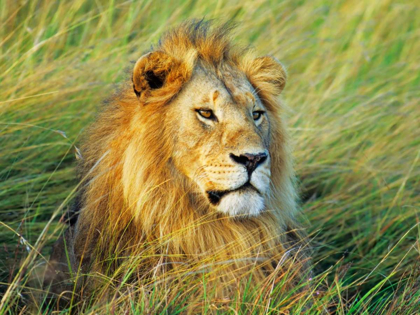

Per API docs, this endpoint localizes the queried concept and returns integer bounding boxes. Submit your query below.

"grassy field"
[1,0,419,313]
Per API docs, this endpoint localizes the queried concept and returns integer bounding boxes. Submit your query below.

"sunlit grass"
[1,0,419,313]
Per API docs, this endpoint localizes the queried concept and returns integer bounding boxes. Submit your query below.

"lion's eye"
[253,111,264,121]
[197,109,214,120]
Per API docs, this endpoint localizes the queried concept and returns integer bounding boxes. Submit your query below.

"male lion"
[46,21,309,307]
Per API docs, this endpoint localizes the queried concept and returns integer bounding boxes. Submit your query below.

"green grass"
[1,0,419,313]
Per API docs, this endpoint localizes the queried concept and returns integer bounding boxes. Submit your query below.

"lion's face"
[132,45,287,218]
[167,66,272,217]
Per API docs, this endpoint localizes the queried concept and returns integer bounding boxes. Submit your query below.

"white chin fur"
[217,190,265,217]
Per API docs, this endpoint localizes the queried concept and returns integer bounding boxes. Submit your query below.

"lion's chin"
[216,189,265,217]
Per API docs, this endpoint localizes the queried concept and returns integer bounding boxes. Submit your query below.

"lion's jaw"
[168,66,272,217]
[213,184,267,217]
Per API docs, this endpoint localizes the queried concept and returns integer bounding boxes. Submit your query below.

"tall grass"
[1,0,419,313]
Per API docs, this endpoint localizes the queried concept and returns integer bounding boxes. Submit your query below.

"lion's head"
[123,22,292,220]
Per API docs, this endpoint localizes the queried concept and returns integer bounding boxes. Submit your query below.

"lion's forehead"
[190,66,260,108]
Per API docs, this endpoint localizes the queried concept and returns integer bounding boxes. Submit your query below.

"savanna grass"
[1,0,419,313]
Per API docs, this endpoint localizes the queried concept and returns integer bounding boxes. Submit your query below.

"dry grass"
[0,0,419,313]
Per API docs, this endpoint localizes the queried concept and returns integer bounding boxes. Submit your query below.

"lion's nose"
[230,152,268,175]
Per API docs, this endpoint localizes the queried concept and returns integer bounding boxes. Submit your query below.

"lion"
[45,20,309,308]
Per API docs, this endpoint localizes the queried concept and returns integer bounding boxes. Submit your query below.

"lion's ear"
[132,51,195,104]
[243,56,287,97]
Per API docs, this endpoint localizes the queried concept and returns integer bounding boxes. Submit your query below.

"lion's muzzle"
[203,151,271,217]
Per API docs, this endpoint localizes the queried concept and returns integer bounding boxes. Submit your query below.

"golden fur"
[46,21,309,302]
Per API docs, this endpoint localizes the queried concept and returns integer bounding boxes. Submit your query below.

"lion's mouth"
[207,182,259,205]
